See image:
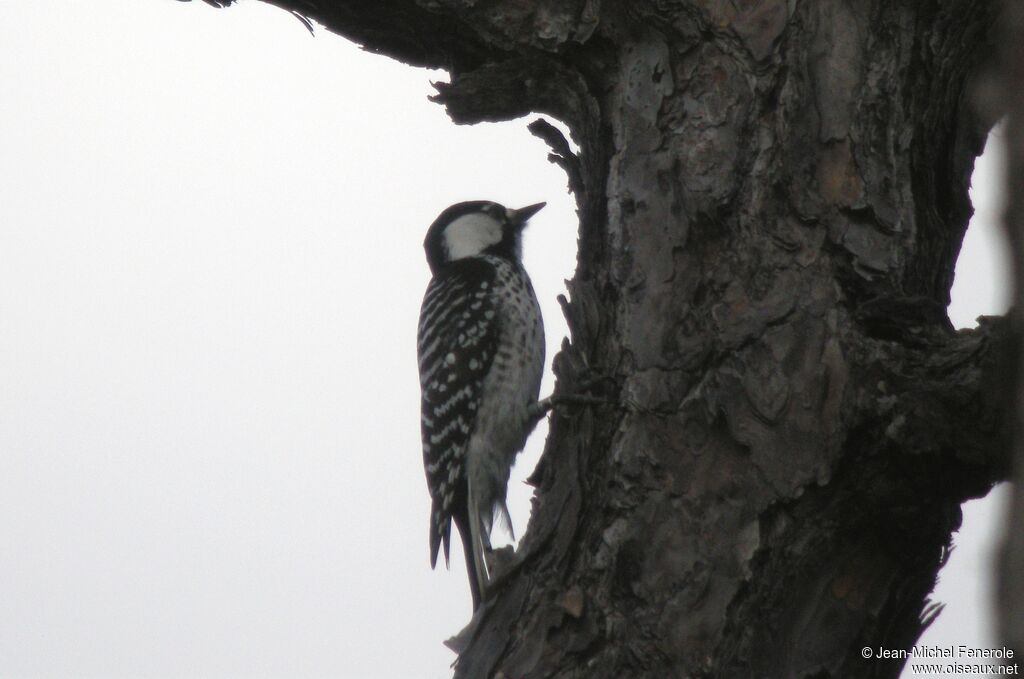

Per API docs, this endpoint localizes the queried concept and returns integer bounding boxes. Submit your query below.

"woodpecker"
[417,200,547,611]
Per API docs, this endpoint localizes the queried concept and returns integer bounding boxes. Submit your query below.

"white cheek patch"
[443,214,504,261]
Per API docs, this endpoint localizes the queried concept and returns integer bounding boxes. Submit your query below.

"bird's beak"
[507,202,546,228]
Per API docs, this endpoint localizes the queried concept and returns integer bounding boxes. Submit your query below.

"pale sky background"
[0,2,1012,678]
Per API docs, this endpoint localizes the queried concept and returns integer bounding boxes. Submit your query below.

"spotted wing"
[416,258,499,569]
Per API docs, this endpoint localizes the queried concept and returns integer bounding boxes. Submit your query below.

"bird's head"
[423,200,545,274]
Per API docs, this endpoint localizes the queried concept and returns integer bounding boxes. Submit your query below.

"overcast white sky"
[0,2,1012,678]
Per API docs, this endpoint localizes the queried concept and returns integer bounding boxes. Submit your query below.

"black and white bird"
[417,200,547,611]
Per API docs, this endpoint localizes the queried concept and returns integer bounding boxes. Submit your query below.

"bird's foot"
[528,393,606,424]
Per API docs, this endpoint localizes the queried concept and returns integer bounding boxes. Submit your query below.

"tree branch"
[851,312,1014,477]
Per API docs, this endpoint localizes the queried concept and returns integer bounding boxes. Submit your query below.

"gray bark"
[188,0,1015,676]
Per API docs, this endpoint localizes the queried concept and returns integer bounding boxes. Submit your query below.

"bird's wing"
[416,258,500,569]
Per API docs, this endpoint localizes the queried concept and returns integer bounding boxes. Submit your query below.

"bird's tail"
[459,481,499,611]
[454,506,486,610]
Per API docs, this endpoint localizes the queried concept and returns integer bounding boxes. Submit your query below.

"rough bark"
[188,0,1015,676]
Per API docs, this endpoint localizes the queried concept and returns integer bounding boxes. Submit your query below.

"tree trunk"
[193,1,1014,676]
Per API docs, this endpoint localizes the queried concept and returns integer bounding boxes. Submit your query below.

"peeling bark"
[186,0,1013,676]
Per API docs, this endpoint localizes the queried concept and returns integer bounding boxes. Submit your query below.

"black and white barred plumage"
[417,200,546,610]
